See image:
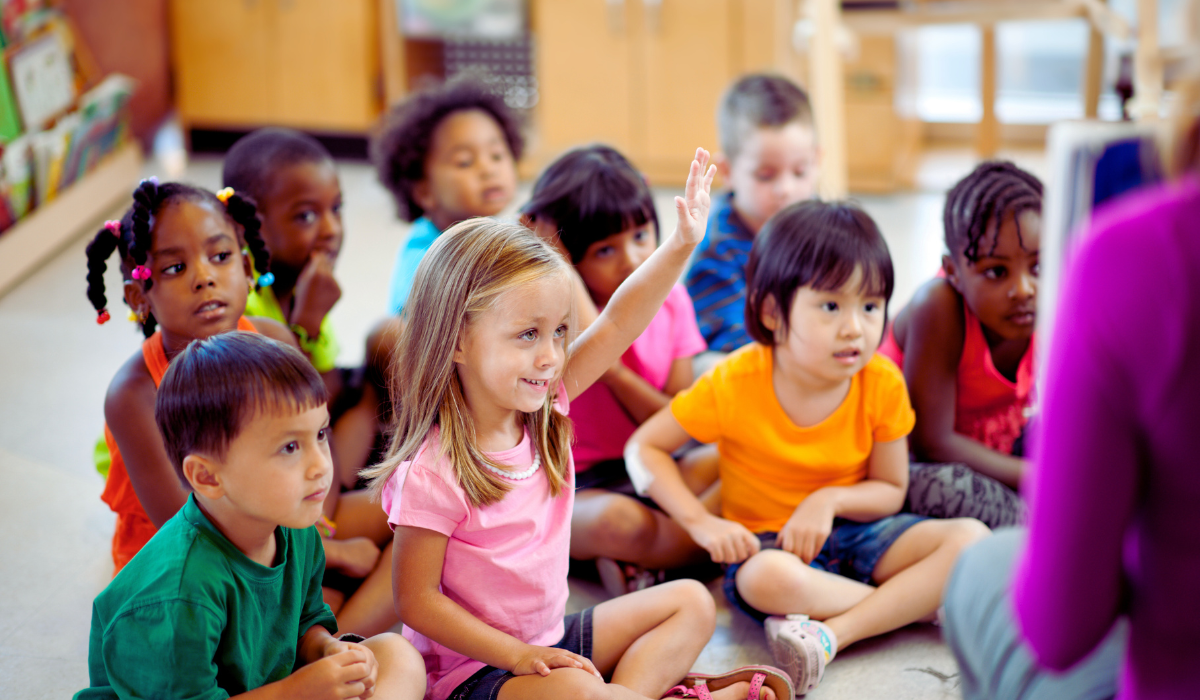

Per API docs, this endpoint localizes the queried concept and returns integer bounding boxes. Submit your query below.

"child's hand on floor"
[323,537,382,579]
[512,644,601,678]
[684,513,761,564]
[292,250,342,335]
[779,491,836,564]
[673,148,717,247]
[289,643,377,699]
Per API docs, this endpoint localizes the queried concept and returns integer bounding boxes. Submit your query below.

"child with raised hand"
[686,74,819,367]
[878,161,1042,528]
[223,128,399,636]
[77,332,424,700]
[371,77,522,315]
[363,150,794,700]
[520,144,714,596]
[628,201,990,695]
[85,178,296,574]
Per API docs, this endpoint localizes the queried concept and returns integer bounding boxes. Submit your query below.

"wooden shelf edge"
[0,142,144,299]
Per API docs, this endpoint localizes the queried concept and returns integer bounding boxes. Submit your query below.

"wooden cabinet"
[170,0,382,134]
[532,0,798,185]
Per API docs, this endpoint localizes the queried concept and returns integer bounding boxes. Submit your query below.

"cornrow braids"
[222,191,272,286]
[943,161,1044,262]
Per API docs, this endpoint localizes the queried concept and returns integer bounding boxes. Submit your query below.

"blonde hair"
[362,218,575,507]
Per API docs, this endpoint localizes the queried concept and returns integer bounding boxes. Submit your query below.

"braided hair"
[943,161,1043,262]
[85,180,272,338]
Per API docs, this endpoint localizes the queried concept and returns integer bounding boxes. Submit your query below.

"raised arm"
[563,149,716,401]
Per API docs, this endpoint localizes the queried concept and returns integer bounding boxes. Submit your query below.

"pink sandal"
[662,665,795,700]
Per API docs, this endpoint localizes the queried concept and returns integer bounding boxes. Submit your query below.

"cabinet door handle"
[607,0,625,35]
[644,0,662,34]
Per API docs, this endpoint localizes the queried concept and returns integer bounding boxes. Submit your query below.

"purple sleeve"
[1013,207,1155,670]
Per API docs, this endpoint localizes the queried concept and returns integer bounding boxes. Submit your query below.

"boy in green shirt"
[77,332,424,699]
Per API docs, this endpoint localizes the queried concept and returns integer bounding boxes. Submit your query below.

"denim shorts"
[722,514,927,622]
[446,609,594,700]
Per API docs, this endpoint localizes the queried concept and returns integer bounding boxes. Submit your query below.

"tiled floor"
[0,148,1045,699]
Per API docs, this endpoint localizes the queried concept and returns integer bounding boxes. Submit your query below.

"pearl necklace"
[482,450,541,480]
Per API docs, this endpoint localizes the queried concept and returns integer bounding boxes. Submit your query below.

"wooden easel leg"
[809,0,848,197]
[1084,0,1106,119]
[976,24,999,159]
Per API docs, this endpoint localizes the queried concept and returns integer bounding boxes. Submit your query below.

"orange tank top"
[101,317,257,574]
[879,303,1033,455]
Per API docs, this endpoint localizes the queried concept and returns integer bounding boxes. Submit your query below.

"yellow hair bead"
[216,187,234,204]
[127,310,139,322]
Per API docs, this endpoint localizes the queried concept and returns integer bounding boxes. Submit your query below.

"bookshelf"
[0,140,141,298]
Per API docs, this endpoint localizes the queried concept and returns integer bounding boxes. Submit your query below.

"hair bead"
[257,271,275,287]
[96,309,111,325]
[132,265,152,281]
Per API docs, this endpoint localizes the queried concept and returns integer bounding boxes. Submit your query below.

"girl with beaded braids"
[86,178,299,574]
[878,160,1043,529]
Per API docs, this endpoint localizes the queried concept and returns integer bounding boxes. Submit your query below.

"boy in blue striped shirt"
[686,74,820,369]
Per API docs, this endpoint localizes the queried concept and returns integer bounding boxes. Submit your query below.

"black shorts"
[446,609,594,700]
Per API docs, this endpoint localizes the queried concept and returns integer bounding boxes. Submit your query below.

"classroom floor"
[0,148,1045,699]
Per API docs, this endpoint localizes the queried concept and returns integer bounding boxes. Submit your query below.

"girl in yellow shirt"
[628,200,991,695]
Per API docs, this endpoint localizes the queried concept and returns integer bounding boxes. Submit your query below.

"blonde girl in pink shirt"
[363,150,793,700]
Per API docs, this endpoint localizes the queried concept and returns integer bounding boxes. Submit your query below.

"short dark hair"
[519,145,659,264]
[222,127,334,204]
[718,73,814,159]
[155,332,328,483]
[371,77,525,222]
[745,200,894,346]
[944,160,1043,262]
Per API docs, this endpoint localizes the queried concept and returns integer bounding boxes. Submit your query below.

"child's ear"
[715,153,731,182]
[242,252,253,281]
[183,455,223,499]
[413,180,435,214]
[123,281,148,319]
[942,254,962,293]
[760,294,781,333]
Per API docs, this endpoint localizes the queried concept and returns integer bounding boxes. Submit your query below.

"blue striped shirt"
[685,191,756,353]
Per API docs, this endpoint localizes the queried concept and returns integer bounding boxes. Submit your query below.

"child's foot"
[764,615,837,695]
[596,557,666,598]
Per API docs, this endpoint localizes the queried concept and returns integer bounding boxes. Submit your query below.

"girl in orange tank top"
[85,180,292,573]
[881,161,1042,529]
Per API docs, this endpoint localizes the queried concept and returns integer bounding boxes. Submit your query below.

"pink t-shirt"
[382,396,574,700]
[571,284,707,471]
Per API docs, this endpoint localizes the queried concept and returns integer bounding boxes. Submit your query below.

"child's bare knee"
[736,550,808,608]
[590,497,656,551]
[943,518,991,551]
[544,667,610,700]
[364,632,423,674]
[666,578,716,629]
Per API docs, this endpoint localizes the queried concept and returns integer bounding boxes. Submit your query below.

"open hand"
[673,148,718,247]
[291,250,342,336]
[778,492,836,565]
[684,512,761,564]
[288,645,375,699]
[512,644,601,678]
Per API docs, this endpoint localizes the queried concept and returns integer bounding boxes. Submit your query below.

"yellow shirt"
[670,344,915,533]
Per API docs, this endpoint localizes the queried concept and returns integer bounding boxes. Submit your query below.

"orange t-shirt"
[670,344,915,533]
[100,317,257,574]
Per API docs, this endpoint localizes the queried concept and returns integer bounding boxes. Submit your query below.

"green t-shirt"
[245,284,341,374]
[76,495,337,699]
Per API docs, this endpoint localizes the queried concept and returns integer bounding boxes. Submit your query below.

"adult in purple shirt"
[942,124,1200,698]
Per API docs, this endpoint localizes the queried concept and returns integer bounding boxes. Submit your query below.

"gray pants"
[907,463,1026,529]
[943,529,1126,700]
